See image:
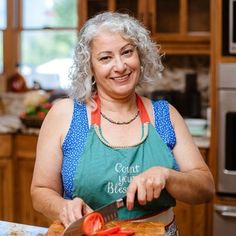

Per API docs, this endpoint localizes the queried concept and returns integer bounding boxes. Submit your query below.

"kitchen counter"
[193,135,210,149]
[0,221,48,236]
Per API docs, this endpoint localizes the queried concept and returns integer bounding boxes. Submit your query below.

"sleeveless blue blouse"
[61,99,178,199]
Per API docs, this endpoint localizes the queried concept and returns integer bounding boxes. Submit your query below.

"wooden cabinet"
[174,148,211,236]
[174,201,208,236]
[79,0,211,55]
[148,0,210,54]
[14,134,51,227]
[0,134,13,221]
[1,133,212,234]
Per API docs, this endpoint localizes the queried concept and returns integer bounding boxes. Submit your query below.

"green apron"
[72,95,176,220]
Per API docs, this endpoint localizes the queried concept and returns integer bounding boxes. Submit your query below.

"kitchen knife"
[62,196,127,236]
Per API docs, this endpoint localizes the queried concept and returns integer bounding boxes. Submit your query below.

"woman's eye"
[99,56,111,63]
[122,49,134,57]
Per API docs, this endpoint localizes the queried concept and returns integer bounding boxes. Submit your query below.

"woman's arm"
[165,104,215,204]
[126,103,215,209]
[31,99,92,226]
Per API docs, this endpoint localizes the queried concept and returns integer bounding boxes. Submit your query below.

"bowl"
[20,117,43,128]
[184,118,207,136]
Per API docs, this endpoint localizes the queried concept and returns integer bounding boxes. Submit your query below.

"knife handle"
[116,197,126,208]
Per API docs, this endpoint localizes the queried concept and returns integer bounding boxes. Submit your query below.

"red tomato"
[37,111,46,120]
[19,111,27,119]
[82,212,105,235]
[96,226,121,235]
[42,102,53,110]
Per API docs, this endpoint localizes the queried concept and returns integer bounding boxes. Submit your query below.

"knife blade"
[62,196,127,236]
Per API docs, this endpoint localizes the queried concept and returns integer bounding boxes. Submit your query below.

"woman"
[31,12,215,235]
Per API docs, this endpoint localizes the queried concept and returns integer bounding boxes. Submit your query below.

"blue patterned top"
[61,99,177,199]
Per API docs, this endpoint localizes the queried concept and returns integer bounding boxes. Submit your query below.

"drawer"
[0,135,12,158]
[15,135,38,159]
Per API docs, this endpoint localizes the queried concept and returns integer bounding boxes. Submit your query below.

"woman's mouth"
[111,72,132,81]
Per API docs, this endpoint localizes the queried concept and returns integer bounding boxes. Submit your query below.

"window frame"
[2,0,80,90]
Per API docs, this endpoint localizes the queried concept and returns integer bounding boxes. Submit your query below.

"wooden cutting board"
[45,220,165,236]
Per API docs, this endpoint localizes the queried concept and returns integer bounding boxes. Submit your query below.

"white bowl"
[184,118,207,136]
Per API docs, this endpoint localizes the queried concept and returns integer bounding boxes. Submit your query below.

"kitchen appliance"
[63,197,126,235]
[213,63,236,236]
[222,0,236,55]
[217,63,236,194]
[213,204,236,236]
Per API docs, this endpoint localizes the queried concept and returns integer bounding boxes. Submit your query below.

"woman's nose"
[113,57,126,72]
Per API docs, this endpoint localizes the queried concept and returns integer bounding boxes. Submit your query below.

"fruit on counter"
[82,212,105,235]
[19,102,53,120]
[81,212,135,235]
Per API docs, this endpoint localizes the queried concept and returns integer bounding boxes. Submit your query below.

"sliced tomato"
[81,212,105,235]
[96,225,121,235]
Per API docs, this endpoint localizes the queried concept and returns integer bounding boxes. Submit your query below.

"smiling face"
[90,29,141,99]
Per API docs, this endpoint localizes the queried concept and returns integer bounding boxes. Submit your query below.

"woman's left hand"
[126,166,169,210]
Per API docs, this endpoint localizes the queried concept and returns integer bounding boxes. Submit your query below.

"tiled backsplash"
[138,55,210,118]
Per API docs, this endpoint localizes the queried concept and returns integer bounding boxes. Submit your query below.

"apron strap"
[91,94,150,125]
[136,95,150,123]
[91,96,101,125]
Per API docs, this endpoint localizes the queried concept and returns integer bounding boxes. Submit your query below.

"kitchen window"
[0,0,6,73]
[2,0,79,90]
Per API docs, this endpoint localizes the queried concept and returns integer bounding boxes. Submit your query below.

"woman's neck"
[98,93,137,113]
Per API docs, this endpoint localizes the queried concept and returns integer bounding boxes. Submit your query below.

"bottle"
[184,73,201,118]
[7,63,28,92]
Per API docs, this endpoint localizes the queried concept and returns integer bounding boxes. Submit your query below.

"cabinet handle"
[218,211,236,218]
[215,206,236,218]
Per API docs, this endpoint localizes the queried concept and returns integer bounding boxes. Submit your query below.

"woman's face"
[90,30,141,99]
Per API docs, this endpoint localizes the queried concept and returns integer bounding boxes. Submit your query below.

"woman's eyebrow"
[95,43,133,56]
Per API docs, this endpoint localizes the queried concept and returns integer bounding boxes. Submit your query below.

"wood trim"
[108,0,116,11]
[147,0,156,32]
[154,34,210,42]
[4,0,18,77]
[0,159,13,221]
[78,0,87,29]
[139,0,149,27]
[180,0,187,34]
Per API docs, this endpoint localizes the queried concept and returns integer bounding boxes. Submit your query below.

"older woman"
[31,12,215,236]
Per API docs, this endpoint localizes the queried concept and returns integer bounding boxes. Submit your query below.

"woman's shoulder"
[42,98,74,129]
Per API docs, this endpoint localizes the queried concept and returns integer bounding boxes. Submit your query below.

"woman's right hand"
[59,197,93,228]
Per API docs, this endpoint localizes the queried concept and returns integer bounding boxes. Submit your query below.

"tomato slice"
[96,226,121,235]
[81,212,105,235]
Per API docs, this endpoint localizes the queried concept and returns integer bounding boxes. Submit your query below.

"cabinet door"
[149,0,210,37]
[0,135,13,221]
[174,201,208,236]
[14,158,51,227]
[79,0,146,28]
[14,135,51,227]
[148,0,210,54]
[0,159,13,221]
[174,148,210,236]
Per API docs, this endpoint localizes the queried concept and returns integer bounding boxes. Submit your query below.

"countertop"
[0,221,48,236]
[193,135,210,149]
[0,114,210,149]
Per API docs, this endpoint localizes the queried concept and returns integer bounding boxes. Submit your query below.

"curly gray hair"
[69,12,163,102]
